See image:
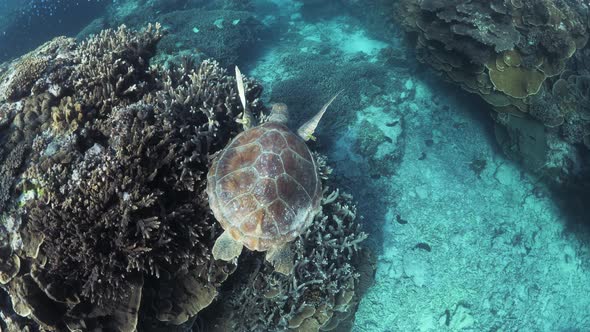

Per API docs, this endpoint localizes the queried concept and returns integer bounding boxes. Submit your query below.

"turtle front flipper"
[235,66,255,130]
[212,230,243,261]
[297,90,343,141]
[265,244,295,275]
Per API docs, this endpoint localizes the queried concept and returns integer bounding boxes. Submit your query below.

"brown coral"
[486,58,546,99]
[0,36,75,102]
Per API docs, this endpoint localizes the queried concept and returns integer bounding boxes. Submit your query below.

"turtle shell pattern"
[207,122,322,251]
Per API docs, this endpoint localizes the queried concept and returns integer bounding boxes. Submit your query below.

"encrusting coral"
[0,24,371,331]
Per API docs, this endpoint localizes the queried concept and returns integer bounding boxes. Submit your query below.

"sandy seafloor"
[248,2,590,331]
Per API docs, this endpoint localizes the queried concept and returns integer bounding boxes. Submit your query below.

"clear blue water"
[0,0,109,60]
[1,1,590,331]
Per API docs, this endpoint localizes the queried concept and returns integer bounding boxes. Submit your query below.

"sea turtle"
[207,67,340,275]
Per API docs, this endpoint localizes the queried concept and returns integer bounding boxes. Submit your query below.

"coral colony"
[0,24,369,331]
[398,0,590,184]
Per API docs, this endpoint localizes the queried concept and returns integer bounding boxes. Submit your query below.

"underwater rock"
[0,24,372,331]
[353,118,403,178]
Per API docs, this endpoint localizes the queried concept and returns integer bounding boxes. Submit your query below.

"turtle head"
[268,103,289,124]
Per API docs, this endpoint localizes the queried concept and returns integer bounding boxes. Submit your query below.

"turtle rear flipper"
[212,230,243,261]
[266,244,295,275]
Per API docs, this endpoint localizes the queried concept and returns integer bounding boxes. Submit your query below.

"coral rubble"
[0,24,370,331]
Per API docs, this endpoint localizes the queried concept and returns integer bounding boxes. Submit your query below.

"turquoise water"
[1,1,589,331]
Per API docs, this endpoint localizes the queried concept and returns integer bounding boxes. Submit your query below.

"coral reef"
[0,24,370,331]
[396,0,590,186]
[156,8,267,66]
[269,52,386,139]
[397,0,587,117]
[0,36,75,102]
